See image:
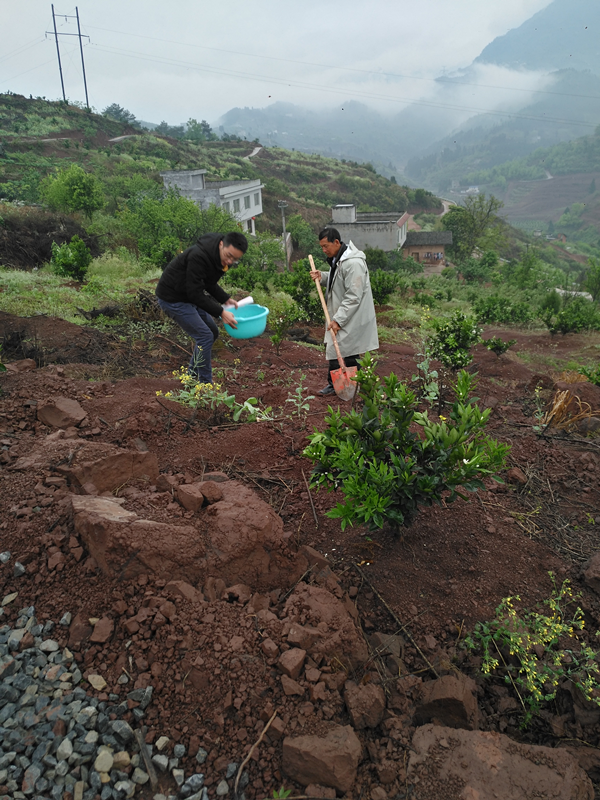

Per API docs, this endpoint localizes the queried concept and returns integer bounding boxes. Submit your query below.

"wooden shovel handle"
[308,254,347,372]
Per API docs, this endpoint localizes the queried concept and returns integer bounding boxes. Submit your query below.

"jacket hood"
[339,240,366,263]
[196,232,225,273]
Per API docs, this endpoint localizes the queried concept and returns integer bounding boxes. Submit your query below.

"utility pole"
[46,6,90,107]
[51,5,66,102]
[278,200,289,271]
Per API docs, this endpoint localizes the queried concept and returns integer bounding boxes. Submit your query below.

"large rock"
[344,680,386,729]
[38,397,87,428]
[413,673,479,730]
[282,725,362,792]
[203,481,307,590]
[407,724,593,799]
[284,583,369,668]
[72,482,306,591]
[71,496,206,582]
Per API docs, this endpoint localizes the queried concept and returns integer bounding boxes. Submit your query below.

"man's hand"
[310,269,321,282]
[221,309,238,328]
[328,319,341,335]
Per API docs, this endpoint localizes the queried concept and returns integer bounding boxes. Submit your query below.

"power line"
[89,42,600,129]
[84,23,600,102]
[0,37,47,65]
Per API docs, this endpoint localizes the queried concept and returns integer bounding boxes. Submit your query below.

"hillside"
[0,93,439,239]
[404,70,600,193]
[475,0,600,73]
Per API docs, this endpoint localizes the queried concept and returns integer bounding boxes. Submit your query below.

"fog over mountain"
[217,0,600,180]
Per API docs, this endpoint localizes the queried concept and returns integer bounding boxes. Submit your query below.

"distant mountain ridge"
[475,0,600,73]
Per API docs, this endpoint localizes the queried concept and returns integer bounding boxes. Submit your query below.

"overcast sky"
[1,0,552,125]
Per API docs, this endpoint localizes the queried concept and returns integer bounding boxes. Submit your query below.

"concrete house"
[330,205,409,252]
[402,231,453,267]
[160,169,264,235]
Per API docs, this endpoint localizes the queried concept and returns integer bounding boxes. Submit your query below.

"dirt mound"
[0,204,100,269]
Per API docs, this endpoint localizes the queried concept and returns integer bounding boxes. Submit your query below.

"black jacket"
[155,233,231,317]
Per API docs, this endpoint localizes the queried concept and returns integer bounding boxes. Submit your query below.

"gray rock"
[0,551,11,564]
[132,767,149,785]
[13,562,25,578]
[59,612,72,627]
[195,748,208,765]
[39,640,59,653]
[172,769,185,786]
[226,763,238,779]
[216,780,230,796]
[56,738,73,761]
[111,720,134,743]
[173,744,186,759]
[152,754,169,773]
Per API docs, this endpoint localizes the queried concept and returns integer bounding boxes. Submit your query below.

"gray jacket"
[320,240,379,360]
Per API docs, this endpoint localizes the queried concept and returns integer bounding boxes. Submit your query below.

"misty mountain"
[217,0,600,184]
[475,0,600,73]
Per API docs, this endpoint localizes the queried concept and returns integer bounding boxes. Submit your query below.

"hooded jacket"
[155,233,231,317]
[319,240,379,360]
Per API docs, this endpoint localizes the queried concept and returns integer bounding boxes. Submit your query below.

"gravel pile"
[0,598,248,800]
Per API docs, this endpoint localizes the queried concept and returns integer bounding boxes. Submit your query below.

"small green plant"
[467,575,600,725]
[411,353,439,407]
[272,788,291,800]
[427,310,482,370]
[269,299,301,356]
[157,367,273,423]
[285,374,315,424]
[579,363,600,386]
[304,353,509,532]
[50,235,93,282]
[482,337,517,357]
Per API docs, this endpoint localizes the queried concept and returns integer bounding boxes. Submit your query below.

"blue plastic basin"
[223,304,270,339]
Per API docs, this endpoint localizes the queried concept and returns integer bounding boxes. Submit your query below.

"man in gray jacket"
[310,227,379,396]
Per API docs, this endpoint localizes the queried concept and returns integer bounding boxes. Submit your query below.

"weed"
[466,575,600,725]
[285,375,315,424]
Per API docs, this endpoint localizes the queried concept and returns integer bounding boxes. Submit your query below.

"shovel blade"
[331,366,358,402]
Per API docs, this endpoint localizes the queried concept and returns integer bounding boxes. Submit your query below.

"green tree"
[286,214,320,256]
[185,118,217,142]
[41,164,105,220]
[442,194,505,264]
[102,104,139,127]
[584,256,600,302]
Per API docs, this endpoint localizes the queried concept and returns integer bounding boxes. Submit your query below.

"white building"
[160,169,264,236]
[330,204,409,252]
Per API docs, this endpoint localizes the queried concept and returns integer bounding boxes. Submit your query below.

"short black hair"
[223,231,248,253]
[318,227,341,243]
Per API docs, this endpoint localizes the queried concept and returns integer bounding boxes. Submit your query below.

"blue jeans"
[157,299,219,383]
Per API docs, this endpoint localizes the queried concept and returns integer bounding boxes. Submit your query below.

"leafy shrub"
[482,337,516,357]
[364,247,390,271]
[273,258,325,322]
[540,297,600,336]
[539,290,561,316]
[268,298,301,355]
[579,364,600,386]
[460,251,499,283]
[467,576,600,724]
[474,294,534,324]
[304,354,509,532]
[287,214,320,256]
[50,235,92,281]
[428,310,482,369]
[370,270,398,305]
[41,164,105,220]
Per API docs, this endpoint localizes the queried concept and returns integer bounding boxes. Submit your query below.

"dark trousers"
[328,354,359,386]
[157,299,219,383]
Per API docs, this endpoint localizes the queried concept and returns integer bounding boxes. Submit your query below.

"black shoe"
[318,384,336,396]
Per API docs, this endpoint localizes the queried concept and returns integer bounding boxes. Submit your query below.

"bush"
[370,270,398,305]
[482,337,516,357]
[474,294,534,324]
[428,310,482,369]
[50,235,92,281]
[579,363,600,386]
[273,258,325,322]
[41,164,105,220]
[540,297,600,336]
[304,354,509,532]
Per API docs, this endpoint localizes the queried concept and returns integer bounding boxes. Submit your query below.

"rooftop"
[405,231,453,246]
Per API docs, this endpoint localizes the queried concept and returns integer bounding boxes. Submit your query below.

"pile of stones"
[0,601,248,800]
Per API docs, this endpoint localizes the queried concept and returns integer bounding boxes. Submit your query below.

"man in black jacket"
[156,231,247,383]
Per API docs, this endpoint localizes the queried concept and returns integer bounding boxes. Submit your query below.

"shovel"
[309,254,357,402]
